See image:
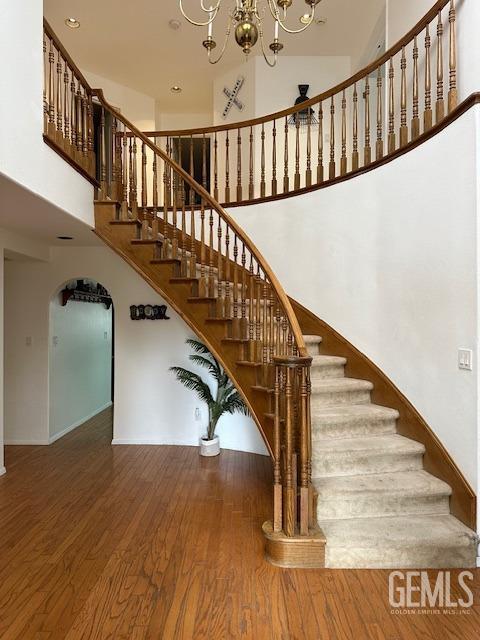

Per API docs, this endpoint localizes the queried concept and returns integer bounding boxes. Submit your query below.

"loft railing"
[42,20,316,540]
[43,19,96,183]
[144,0,457,206]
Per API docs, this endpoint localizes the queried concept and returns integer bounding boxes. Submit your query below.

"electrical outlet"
[458,349,473,371]
[195,407,201,421]
[25,336,32,347]
[52,336,59,347]
[104,331,108,340]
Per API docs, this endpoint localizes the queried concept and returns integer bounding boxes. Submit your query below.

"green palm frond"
[223,392,250,416]
[186,339,212,356]
[169,366,214,406]
[189,354,223,381]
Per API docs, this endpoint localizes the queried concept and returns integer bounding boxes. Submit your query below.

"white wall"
[84,70,156,131]
[229,105,480,494]
[49,285,112,442]
[0,249,4,475]
[0,0,94,227]
[3,244,267,455]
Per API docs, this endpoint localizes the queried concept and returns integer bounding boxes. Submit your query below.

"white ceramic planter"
[199,435,220,457]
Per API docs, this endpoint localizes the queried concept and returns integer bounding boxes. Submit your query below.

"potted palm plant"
[170,338,249,456]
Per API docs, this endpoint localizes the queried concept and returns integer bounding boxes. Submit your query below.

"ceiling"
[43,0,385,113]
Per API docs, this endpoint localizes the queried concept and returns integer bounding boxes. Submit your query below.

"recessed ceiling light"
[169,19,181,30]
[57,236,74,240]
[170,85,182,93]
[65,17,80,29]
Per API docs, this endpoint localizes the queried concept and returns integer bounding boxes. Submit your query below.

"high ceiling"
[43,0,385,113]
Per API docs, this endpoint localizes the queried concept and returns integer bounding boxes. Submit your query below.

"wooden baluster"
[283,117,289,193]
[284,366,296,537]
[181,182,188,276]
[87,96,94,176]
[111,117,118,199]
[352,86,359,170]
[99,107,107,197]
[152,154,159,238]
[260,124,266,197]
[208,209,214,297]
[202,133,207,192]
[232,236,239,336]
[262,280,269,385]
[63,61,70,149]
[317,102,324,182]
[412,37,420,140]
[364,78,371,165]
[329,96,335,179]
[424,24,433,131]
[448,0,457,113]
[436,11,445,123]
[70,74,76,152]
[272,120,277,196]
[299,364,309,536]
[189,136,194,207]
[249,126,254,199]
[131,137,138,217]
[240,243,247,338]
[217,217,224,315]
[47,39,55,137]
[141,142,148,239]
[224,224,231,318]
[198,203,207,297]
[255,266,262,362]
[236,128,242,202]
[162,152,170,257]
[120,127,128,220]
[388,58,396,153]
[306,110,312,187]
[213,132,219,201]
[43,36,48,131]
[190,196,197,279]
[248,256,255,362]
[225,130,230,203]
[294,118,301,190]
[273,364,283,532]
[376,68,384,160]
[400,47,408,147]
[75,82,82,156]
[340,90,347,176]
[55,48,63,145]
[82,93,89,167]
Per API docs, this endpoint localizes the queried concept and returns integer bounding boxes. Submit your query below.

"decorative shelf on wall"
[61,284,112,309]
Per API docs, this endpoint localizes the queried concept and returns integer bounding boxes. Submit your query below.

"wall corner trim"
[0,467,6,476]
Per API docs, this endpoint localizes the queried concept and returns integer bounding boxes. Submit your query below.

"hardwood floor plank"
[0,407,478,639]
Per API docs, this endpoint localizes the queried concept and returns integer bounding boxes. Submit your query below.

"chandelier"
[179,0,322,67]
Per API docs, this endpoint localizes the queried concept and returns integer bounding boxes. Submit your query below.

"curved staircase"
[42,7,478,569]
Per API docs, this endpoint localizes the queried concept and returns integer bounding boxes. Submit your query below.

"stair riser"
[317,494,450,520]
[310,364,345,379]
[312,451,424,477]
[325,545,477,569]
[310,389,371,407]
[306,343,321,356]
[312,419,397,440]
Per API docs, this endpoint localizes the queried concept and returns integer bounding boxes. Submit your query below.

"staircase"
[42,20,478,569]
[304,336,477,568]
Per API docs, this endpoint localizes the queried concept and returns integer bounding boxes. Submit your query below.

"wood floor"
[0,408,478,639]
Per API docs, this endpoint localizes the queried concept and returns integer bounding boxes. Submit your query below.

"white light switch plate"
[458,349,473,371]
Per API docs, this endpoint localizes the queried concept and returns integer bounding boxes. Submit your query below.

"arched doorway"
[49,278,114,442]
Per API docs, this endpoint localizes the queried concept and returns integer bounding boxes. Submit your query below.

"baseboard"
[111,438,196,446]
[477,557,480,568]
[0,466,6,476]
[48,402,113,444]
[4,439,50,446]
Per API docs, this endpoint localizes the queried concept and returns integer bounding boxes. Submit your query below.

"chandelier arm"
[179,0,219,27]
[266,0,317,34]
[207,20,233,64]
[200,0,222,11]
[258,23,277,68]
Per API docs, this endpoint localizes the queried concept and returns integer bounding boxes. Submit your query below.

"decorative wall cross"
[222,76,245,118]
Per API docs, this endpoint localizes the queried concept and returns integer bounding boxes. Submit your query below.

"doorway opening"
[49,278,114,443]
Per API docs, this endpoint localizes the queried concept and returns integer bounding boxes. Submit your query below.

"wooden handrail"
[143,0,452,138]
[92,89,307,359]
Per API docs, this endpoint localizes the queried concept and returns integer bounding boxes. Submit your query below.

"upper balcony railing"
[144,0,458,206]
[43,19,96,183]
